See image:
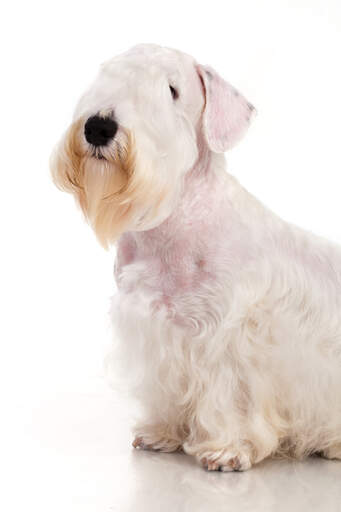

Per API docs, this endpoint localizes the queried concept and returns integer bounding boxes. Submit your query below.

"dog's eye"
[169,85,179,100]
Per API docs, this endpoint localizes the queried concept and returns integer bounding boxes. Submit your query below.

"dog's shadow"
[121,449,341,512]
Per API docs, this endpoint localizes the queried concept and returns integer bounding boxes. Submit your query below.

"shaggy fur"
[51,44,341,471]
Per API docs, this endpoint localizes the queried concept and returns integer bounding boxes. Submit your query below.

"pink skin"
[115,138,213,293]
[114,133,252,318]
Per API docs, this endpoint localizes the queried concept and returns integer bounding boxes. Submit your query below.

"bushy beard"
[50,118,178,248]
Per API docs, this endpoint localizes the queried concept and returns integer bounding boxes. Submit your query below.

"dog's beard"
[51,118,173,248]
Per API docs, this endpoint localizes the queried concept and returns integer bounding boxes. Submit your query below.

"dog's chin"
[91,153,106,160]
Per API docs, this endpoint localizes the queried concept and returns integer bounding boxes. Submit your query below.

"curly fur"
[52,44,341,471]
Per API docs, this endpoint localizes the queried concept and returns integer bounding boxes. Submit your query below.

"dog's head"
[51,44,255,247]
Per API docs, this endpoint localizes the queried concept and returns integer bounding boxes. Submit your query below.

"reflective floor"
[9,379,341,512]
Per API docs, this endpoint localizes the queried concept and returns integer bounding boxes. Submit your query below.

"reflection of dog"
[51,44,341,471]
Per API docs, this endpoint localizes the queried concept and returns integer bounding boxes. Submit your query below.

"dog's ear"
[197,64,256,153]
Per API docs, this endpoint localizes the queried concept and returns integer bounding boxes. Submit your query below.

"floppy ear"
[197,64,256,153]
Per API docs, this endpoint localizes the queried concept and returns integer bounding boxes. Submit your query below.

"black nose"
[84,115,118,146]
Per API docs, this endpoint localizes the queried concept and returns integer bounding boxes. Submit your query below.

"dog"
[51,44,341,472]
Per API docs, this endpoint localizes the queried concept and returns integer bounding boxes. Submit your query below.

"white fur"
[54,44,341,471]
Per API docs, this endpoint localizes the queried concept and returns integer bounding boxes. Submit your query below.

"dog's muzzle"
[84,115,118,147]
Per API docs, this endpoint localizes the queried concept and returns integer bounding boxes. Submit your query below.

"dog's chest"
[115,218,216,297]
[114,170,253,304]
[115,175,230,297]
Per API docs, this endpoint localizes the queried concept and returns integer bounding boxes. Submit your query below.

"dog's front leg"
[182,406,279,472]
[132,420,184,453]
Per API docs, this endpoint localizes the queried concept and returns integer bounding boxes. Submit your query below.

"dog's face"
[51,44,254,247]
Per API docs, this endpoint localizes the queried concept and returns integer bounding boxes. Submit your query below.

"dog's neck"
[128,137,222,246]
[115,135,238,294]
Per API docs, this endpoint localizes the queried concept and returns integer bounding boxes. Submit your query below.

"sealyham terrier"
[51,44,341,471]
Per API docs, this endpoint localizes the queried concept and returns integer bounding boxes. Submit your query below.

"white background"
[1,1,341,511]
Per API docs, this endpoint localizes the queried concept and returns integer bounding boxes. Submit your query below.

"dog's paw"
[132,436,152,450]
[132,435,182,453]
[321,444,341,460]
[200,449,252,472]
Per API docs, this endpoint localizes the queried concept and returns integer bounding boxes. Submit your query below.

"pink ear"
[197,64,256,153]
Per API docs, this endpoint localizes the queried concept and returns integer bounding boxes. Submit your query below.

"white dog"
[51,44,341,472]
